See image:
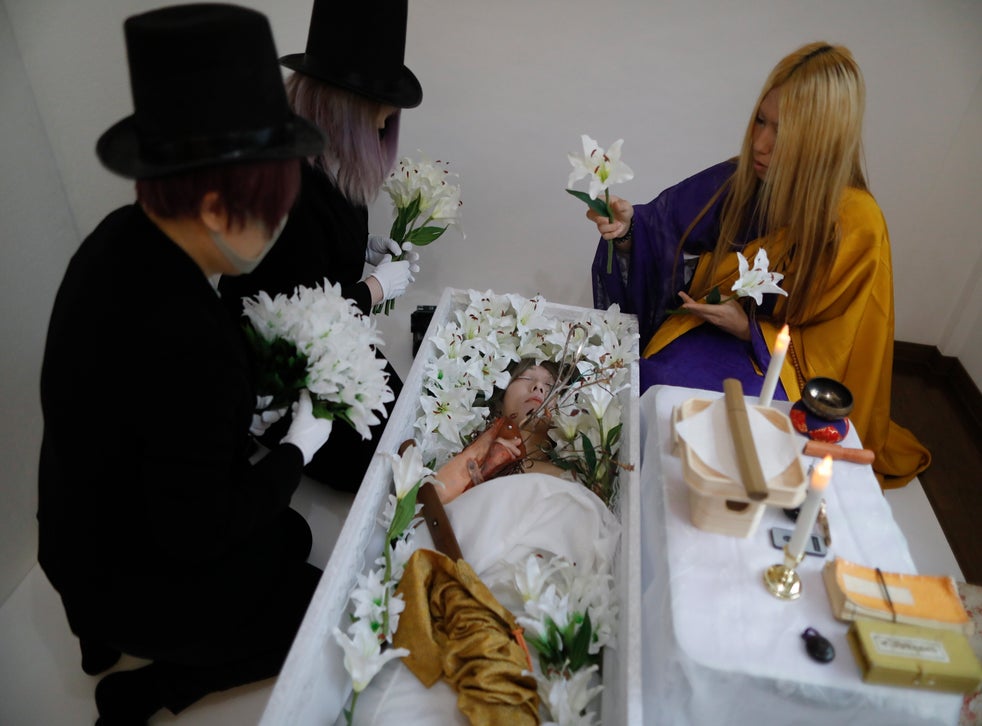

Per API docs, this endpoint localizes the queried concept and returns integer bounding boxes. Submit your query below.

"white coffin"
[260,288,642,725]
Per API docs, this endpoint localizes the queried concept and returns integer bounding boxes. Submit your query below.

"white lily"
[242,280,393,439]
[417,386,483,445]
[549,406,585,445]
[386,443,430,500]
[514,554,568,603]
[731,248,788,305]
[376,534,417,584]
[350,568,389,625]
[577,382,615,422]
[538,666,604,726]
[332,622,409,693]
[567,135,634,200]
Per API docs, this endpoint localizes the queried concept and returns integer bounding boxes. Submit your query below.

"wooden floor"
[891,343,982,585]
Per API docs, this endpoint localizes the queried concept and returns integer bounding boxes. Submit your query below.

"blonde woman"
[587,42,928,487]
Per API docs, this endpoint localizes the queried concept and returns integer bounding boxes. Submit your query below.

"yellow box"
[847,618,982,694]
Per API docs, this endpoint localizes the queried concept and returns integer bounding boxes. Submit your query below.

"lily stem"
[604,190,616,274]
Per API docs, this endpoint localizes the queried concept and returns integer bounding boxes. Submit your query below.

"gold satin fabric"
[644,188,930,488]
[393,549,540,725]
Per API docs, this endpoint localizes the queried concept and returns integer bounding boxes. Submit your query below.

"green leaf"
[605,423,623,450]
[310,399,339,421]
[566,188,611,218]
[405,225,447,246]
[567,611,594,671]
[706,286,722,305]
[241,325,309,409]
[580,432,598,473]
[387,483,421,541]
[388,195,422,242]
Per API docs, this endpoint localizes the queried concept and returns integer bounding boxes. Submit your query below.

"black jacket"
[38,205,305,641]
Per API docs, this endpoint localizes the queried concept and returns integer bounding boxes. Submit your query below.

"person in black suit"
[219,0,424,491]
[38,6,332,724]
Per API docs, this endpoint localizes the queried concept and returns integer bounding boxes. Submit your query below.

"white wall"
[0,1,80,604]
[2,0,979,603]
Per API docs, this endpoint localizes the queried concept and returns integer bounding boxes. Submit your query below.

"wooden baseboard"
[894,341,982,434]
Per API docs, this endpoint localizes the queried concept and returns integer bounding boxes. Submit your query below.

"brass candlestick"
[764,545,804,600]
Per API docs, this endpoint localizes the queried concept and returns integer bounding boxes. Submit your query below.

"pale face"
[376,104,398,139]
[501,365,556,426]
[752,87,781,180]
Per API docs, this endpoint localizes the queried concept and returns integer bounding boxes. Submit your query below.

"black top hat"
[280,0,422,109]
[97,4,326,179]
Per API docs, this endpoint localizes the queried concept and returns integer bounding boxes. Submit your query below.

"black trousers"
[67,509,321,714]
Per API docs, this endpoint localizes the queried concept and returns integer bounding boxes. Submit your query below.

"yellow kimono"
[644,188,929,488]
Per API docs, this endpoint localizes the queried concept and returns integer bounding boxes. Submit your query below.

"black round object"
[802,627,835,663]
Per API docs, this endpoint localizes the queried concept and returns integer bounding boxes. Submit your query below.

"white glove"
[367,256,414,302]
[399,241,421,275]
[280,390,333,465]
[250,395,287,437]
[365,234,402,266]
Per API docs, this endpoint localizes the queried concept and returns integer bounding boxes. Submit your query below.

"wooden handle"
[803,440,875,465]
[723,378,769,501]
[417,482,464,561]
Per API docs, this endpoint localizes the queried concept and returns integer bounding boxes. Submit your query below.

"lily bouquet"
[514,553,617,726]
[415,290,636,507]
[670,248,788,312]
[242,279,394,437]
[375,155,463,314]
[566,134,634,274]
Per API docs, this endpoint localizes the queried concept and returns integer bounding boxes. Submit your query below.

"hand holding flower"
[566,134,634,273]
[376,155,462,314]
[676,291,751,340]
[249,394,287,436]
[586,194,633,243]
[365,234,402,266]
[668,248,788,325]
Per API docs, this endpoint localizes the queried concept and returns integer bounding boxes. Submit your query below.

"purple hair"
[285,72,400,206]
[136,158,301,232]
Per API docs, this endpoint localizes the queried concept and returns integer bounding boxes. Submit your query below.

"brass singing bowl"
[801,377,854,420]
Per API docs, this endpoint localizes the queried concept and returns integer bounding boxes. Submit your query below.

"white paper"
[674,398,798,482]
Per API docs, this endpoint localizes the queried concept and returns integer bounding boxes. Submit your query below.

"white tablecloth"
[640,385,961,726]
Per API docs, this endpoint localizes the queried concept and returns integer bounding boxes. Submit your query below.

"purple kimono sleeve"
[592,160,736,344]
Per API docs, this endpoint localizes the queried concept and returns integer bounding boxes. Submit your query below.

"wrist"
[612,218,633,247]
[364,276,383,305]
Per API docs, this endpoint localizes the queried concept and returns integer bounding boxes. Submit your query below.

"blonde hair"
[694,42,867,325]
[285,73,400,206]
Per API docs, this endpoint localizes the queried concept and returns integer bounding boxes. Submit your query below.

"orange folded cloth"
[394,549,539,726]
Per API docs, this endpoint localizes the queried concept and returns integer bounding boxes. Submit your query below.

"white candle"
[787,456,833,561]
[759,324,790,407]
